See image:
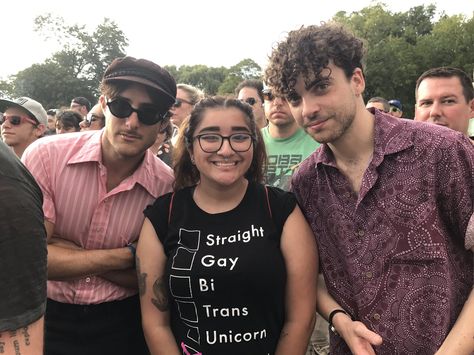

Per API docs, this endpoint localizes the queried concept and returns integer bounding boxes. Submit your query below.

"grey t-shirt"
[0,142,47,332]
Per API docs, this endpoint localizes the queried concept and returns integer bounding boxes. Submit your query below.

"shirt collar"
[67,130,172,197]
[314,109,414,167]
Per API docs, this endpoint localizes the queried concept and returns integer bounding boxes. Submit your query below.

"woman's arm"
[275,205,318,355]
[317,273,383,355]
[136,218,180,355]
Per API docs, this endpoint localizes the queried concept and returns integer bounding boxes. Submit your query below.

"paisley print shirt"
[292,112,474,354]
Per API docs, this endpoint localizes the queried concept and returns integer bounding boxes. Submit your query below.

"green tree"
[333,3,473,118]
[218,59,262,94]
[5,14,128,109]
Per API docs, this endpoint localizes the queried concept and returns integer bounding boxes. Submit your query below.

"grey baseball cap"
[0,97,48,126]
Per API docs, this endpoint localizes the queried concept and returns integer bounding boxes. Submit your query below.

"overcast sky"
[1,0,472,79]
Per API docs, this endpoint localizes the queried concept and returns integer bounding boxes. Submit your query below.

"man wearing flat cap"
[0,97,47,157]
[22,56,177,355]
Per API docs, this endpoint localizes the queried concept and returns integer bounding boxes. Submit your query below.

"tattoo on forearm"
[136,256,147,297]
[0,326,30,354]
[21,327,30,346]
[151,277,169,311]
[13,340,20,355]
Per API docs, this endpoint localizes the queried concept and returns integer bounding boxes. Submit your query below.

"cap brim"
[104,76,176,106]
[0,99,39,123]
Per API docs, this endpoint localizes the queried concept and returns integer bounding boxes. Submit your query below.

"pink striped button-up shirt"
[22,130,174,304]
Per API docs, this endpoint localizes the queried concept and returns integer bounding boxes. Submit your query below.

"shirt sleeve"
[22,141,57,224]
[143,192,174,245]
[436,134,474,249]
[0,169,47,331]
[266,186,297,234]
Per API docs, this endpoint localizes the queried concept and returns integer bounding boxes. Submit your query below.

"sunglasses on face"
[262,89,275,102]
[84,112,105,127]
[242,97,257,106]
[106,97,168,125]
[173,98,194,108]
[0,114,38,126]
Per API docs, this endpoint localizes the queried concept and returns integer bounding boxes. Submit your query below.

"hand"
[337,316,383,355]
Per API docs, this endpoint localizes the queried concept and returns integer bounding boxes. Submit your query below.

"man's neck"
[101,140,146,192]
[329,108,375,166]
[268,121,299,139]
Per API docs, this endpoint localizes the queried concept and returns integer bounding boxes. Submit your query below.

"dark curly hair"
[173,96,267,191]
[265,22,366,96]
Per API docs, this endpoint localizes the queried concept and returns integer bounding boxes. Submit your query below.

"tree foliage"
[0,6,472,116]
[0,14,128,109]
[333,3,474,117]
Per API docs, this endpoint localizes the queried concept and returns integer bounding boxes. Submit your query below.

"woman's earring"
[190,156,195,165]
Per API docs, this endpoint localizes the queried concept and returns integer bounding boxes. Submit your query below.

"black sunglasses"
[243,97,257,106]
[262,89,275,101]
[106,97,168,125]
[173,98,194,108]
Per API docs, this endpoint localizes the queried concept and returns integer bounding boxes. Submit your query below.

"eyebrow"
[305,76,331,90]
[197,125,251,134]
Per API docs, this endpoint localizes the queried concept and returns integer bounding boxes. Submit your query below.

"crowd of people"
[0,22,473,355]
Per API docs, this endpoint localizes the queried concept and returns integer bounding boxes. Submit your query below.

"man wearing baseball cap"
[0,97,47,157]
[22,56,176,355]
[388,99,403,118]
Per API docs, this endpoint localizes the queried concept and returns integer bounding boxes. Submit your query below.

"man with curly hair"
[265,23,474,355]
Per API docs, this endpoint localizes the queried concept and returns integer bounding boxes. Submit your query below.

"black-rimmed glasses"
[262,89,275,101]
[106,97,168,125]
[243,97,257,106]
[194,133,254,153]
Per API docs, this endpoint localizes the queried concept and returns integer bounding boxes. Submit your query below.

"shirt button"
[373,313,381,320]
[344,192,351,198]
[366,271,373,279]
[85,277,91,283]
[357,230,365,237]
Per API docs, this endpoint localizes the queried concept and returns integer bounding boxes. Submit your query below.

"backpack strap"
[168,192,175,224]
[264,185,273,220]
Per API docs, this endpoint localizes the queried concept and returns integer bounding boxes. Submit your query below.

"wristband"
[328,309,353,336]
[127,243,136,258]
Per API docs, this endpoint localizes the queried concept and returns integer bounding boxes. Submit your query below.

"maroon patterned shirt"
[292,111,474,354]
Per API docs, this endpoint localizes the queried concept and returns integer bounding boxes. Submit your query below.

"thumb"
[354,324,383,346]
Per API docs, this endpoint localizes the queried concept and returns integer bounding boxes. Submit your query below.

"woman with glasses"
[137,96,317,355]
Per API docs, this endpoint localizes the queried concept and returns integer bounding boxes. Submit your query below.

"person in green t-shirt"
[261,86,320,191]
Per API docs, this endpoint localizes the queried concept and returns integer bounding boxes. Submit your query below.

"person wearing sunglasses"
[235,79,268,129]
[388,99,403,118]
[21,56,177,355]
[80,103,106,131]
[0,97,47,158]
[138,96,317,355]
[261,87,320,191]
[169,83,204,128]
